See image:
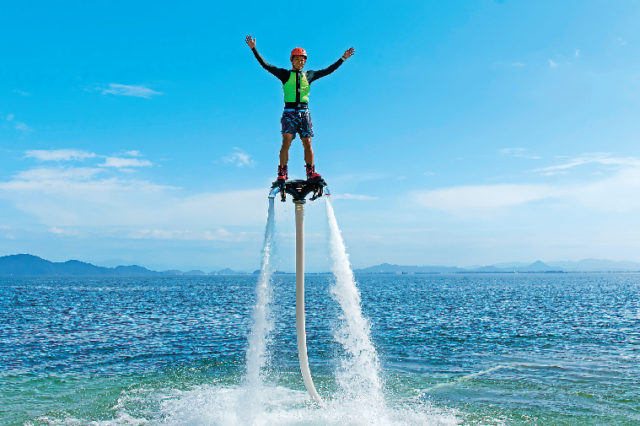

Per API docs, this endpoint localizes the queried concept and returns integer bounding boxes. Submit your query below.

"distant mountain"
[467,260,572,273]
[157,268,247,276]
[516,260,560,272]
[359,260,563,274]
[357,259,640,274]
[478,259,639,273]
[4,253,638,277]
[469,265,504,273]
[0,254,160,277]
[355,261,561,274]
[112,265,158,276]
[460,260,562,273]
[356,263,465,274]
[492,261,532,269]
[0,254,255,277]
[547,259,640,272]
[209,268,243,275]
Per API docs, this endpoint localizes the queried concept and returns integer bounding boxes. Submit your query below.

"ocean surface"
[1,273,639,425]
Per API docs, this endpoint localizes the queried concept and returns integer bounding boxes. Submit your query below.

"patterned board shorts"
[281,109,314,139]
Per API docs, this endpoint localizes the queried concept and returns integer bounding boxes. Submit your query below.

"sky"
[2,0,640,271]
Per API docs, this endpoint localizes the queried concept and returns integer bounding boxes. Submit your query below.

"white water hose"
[294,200,323,404]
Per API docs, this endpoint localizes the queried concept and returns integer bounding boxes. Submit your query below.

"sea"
[1,272,639,425]
[2,200,639,425]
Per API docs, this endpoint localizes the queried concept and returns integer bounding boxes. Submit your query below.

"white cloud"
[5,114,32,133]
[500,147,542,160]
[534,153,640,176]
[548,59,558,68]
[14,122,33,133]
[49,227,79,236]
[14,167,104,182]
[575,49,581,57]
[25,149,97,162]
[0,166,267,232]
[331,193,378,201]
[224,148,254,167]
[24,149,152,168]
[413,184,559,212]
[101,83,163,99]
[569,166,640,213]
[100,157,152,168]
[413,157,640,215]
[511,62,525,67]
[13,89,32,96]
[617,37,627,46]
[128,228,245,242]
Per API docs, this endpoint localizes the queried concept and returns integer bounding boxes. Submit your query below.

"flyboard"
[269,177,329,405]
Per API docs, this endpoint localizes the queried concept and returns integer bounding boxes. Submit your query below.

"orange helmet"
[290,47,307,59]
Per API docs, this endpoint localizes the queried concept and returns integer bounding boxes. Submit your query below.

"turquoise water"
[1,273,639,424]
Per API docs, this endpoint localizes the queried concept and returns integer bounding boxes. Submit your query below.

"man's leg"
[301,137,322,179]
[299,110,320,179]
[301,137,313,166]
[277,133,294,182]
[280,133,294,166]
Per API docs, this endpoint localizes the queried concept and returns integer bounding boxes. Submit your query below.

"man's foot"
[277,165,288,182]
[305,163,322,181]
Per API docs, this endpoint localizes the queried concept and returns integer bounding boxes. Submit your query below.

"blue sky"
[2,1,640,271]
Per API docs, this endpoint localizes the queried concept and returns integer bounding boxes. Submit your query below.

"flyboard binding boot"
[272,165,287,202]
[305,164,325,200]
[305,163,322,182]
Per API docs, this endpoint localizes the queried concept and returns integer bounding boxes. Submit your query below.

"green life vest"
[283,71,310,103]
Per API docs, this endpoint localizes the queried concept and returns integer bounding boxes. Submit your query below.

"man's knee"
[281,134,294,148]
[301,137,312,149]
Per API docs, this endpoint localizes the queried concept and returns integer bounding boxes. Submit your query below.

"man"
[245,35,355,183]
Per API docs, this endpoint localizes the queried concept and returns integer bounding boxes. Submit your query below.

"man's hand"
[342,47,355,60]
[245,35,256,49]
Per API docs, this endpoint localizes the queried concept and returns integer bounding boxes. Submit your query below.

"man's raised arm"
[245,35,289,83]
[307,47,355,83]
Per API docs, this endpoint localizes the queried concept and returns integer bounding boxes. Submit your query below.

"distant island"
[0,254,246,277]
[1,254,639,277]
[356,259,640,274]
